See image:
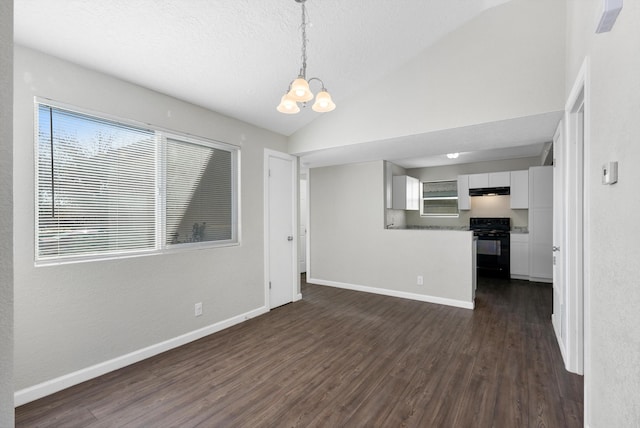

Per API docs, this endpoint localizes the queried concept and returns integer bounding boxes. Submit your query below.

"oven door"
[476,235,510,277]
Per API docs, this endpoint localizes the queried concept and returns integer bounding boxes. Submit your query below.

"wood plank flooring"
[16,275,583,427]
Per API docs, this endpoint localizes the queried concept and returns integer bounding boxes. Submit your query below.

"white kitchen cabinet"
[510,170,529,209]
[384,162,393,209]
[457,174,470,210]
[529,166,553,282]
[468,173,488,189]
[392,175,419,210]
[469,172,510,189]
[489,171,510,187]
[510,233,529,279]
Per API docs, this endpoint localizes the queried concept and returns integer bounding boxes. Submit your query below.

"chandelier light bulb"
[312,90,336,112]
[276,94,300,114]
[288,78,313,102]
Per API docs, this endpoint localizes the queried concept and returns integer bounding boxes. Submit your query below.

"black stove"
[470,218,510,278]
[469,217,511,235]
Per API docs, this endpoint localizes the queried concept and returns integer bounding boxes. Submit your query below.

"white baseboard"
[308,277,474,310]
[14,305,269,407]
[529,276,553,284]
[294,293,302,302]
[551,313,569,370]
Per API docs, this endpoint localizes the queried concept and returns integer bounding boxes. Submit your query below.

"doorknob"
[552,246,560,252]
[287,236,294,241]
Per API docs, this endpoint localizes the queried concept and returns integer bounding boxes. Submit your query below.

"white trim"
[528,276,553,284]
[14,305,269,407]
[552,313,568,365]
[34,96,240,152]
[565,56,591,426]
[308,277,474,310]
[263,149,299,309]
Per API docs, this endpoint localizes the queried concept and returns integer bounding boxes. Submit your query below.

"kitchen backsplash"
[405,195,528,230]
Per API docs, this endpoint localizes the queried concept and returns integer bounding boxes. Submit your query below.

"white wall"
[13,46,288,400]
[309,161,474,308]
[289,0,565,154]
[566,1,640,425]
[0,0,14,425]
[406,157,540,228]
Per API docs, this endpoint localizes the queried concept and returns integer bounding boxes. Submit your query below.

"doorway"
[552,120,568,359]
[565,60,589,377]
[264,149,299,309]
[299,174,308,274]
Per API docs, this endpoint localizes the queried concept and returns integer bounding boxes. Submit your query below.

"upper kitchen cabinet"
[489,171,510,187]
[468,173,488,189]
[457,174,470,210]
[468,172,510,189]
[510,170,529,209]
[392,175,419,210]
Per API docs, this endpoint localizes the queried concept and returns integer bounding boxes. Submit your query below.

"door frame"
[263,149,301,309]
[552,119,568,362]
[564,57,591,422]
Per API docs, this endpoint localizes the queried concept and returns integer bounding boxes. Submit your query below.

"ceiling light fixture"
[277,0,336,114]
[447,153,460,159]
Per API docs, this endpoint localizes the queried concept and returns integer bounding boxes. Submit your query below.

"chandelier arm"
[307,77,327,90]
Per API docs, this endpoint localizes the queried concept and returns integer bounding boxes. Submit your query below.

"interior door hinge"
[269,281,272,289]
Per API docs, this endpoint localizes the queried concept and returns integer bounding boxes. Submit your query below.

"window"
[36,101,238,263]
[420,180,459,217]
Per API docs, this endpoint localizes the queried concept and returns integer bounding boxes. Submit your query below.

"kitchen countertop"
[397,225,470,231]
[388,225,530,233]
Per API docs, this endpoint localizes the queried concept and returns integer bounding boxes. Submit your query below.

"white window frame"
[420,179,460,218]
[34,98,240,265]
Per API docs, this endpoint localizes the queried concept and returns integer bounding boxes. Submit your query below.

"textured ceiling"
[14,0,511,137]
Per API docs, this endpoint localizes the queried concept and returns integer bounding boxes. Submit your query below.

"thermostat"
[602,161,618,185]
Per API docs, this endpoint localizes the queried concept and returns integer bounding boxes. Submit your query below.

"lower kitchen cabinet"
[510,233,529,279]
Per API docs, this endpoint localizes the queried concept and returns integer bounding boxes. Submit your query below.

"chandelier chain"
[299,2,308,79]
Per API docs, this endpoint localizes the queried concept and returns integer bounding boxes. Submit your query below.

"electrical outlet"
[417,275,424,285]
[195,302,203,317]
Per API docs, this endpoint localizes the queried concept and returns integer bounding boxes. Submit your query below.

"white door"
[552,121,567,350]
[265,151,297,309]
[299,177,307,273]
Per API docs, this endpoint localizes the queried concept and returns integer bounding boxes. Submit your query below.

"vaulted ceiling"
[15,0,511,136]
[15,0,563,168]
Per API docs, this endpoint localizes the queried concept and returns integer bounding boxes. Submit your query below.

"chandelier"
[277,0,336,114]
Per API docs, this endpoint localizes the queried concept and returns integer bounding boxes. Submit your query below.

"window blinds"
[421,180,459,217]
[35,103,238,263]
[165,139,233,245]
[37,105,157,260]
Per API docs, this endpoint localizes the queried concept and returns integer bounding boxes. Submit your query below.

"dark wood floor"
[16,275,583,427]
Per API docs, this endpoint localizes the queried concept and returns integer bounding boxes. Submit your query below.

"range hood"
[469,187,510,197]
